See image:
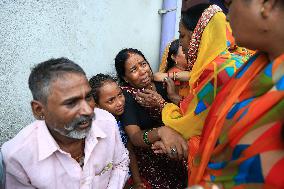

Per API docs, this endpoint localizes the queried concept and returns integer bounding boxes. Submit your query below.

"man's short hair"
[28,58,86,104]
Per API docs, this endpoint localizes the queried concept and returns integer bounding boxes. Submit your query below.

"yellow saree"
[162,5,252,140]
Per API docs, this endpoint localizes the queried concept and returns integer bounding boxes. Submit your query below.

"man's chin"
[63,126,91,140]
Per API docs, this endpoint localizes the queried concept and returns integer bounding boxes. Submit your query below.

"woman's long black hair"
[181,3,210,31]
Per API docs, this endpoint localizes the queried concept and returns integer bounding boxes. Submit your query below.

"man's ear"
[31,100,45,120]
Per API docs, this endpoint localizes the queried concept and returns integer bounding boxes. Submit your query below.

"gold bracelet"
[173,72,176,81]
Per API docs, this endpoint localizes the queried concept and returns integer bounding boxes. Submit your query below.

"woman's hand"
[163,77,176,96]
[151,141,167,154]
[157,126,188,160]
[163,77,181,105]
[153,72,168,82]
[136,89,165,108]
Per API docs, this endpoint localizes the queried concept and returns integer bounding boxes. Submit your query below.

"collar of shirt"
[37,120,107,162]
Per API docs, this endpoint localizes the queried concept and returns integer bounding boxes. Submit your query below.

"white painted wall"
[175,0,182,38]
[0,0,181,145]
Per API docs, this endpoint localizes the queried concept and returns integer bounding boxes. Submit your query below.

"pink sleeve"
[107,121,130,189]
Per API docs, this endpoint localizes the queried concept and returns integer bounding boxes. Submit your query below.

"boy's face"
[97,81,125,116]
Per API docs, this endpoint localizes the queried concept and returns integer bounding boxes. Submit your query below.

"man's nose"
[80,100,94,116]
[139,66,147,75]
[117,99,123,106]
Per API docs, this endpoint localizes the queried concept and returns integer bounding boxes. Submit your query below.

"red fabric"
[127,176,152,189]
[187,136,201,185]
[266,158,284,188]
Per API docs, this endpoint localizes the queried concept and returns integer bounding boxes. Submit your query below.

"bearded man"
[1,58,129,189]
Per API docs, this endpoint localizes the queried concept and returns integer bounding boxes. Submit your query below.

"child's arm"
[153,71,190,82]
[127,142,146,189]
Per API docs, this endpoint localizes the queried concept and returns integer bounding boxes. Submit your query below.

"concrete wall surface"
[0,0,184,145]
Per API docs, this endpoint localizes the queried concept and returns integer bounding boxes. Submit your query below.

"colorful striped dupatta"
[190,53,284,188]
[162,47,251,178]
[162,48,250,140]
[162,5,252,141]
[162,5,252,177]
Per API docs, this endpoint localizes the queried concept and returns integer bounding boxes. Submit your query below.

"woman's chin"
[115,109,124,116]
[142,80,152,88]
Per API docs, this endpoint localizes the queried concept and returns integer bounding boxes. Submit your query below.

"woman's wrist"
[142,129,153,145]
[156,126,164,140]
[168,93,181,105]
[157,97,166,111]
[143,127,161,146]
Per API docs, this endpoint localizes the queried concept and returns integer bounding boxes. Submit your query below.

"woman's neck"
[267,47,284,61]
[125,81,155,91]
[173,64,186,71]
[263,33,284,61]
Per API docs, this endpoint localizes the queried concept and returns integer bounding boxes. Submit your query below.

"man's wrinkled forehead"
[48,73,90,99]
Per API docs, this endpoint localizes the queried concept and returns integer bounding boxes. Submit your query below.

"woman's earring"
[260,6,269,32]
[260,6,267,18]
[40,115,45,120]
[260,6,265,17]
